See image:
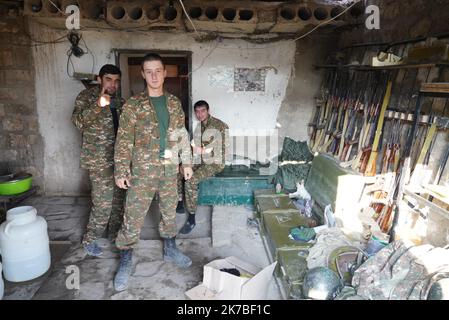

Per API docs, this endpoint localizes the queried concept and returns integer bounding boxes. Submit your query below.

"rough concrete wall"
[28,19,296,195]
[276,35,335,145]
[0,12,44,191]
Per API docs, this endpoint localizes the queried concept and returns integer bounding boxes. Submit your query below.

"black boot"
[179,212,196,234]
[114,249,133,291]
[176,200,185,214]
[163,237,192,268]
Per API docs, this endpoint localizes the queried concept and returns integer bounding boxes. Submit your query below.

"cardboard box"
[185,256,277,300]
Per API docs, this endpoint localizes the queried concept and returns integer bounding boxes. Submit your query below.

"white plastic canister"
[0,206,51,282]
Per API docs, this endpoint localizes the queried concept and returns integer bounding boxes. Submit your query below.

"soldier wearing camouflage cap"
[177,100,229,234]
[113,53,193,291]
[71,64,126,257]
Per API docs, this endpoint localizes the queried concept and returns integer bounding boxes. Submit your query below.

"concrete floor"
[2,196,281,300]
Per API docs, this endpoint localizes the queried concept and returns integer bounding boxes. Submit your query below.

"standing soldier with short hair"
[113,53,193,291]
[71,64,126,257]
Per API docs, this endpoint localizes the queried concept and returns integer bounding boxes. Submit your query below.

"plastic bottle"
[0,206,51,282]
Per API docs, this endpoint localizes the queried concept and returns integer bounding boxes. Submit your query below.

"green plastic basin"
[0,173,33,196]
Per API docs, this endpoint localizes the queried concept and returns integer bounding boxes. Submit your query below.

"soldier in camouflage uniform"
[71,64,126,257]
[113,53,193,291]
[178,100,229,234]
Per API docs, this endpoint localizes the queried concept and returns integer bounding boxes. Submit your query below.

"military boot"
[84,241,103,257]
[163,237,192,268]
[176,200,185,214]
[179,212,196,234]
[114,249,133,291]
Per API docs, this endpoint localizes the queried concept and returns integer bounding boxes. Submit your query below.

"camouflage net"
[352,240,449,300]
[274,138,314,192]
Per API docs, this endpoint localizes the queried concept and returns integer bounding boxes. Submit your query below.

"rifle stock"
[365,80,393,176]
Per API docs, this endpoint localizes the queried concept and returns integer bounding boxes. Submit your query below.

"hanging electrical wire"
[65,31,95,77]
[178,0,199,36]
[67,31,84,58]
[188,38,220,76]
[46,0,64,14]
[81,36,95,74]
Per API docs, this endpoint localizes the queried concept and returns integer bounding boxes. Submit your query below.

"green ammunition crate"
[277,249,309,300]
[254,188,276,198]
[262,211,313,260]
[254,190,299,219]
[304,154,352,224]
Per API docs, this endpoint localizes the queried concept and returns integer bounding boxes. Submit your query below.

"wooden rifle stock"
[365,80,393,176]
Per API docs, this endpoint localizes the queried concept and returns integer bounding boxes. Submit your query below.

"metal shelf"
[420,82,449,98]
[314,62,449,71]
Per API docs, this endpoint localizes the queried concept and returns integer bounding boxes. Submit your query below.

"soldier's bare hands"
[97,87,111,108]
[116,178,131,189]
[183,167,193,180]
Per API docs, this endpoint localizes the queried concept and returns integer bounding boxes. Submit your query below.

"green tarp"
[274,137,314,192]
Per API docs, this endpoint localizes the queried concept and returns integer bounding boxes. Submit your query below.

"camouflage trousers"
[115,164,178,250]
[181,164,224,214]
[82,167,126,246]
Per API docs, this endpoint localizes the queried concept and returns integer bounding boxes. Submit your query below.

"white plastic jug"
[0,206,51,282]
[0,262,4,299]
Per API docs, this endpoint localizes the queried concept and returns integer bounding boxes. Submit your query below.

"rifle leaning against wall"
[322,71,352,154]
[364,78,393,176]
[312,71,339,153]
[309,72,332,147]
[335,72,359,158]
[339,72,370,161]
[356,74,385,173]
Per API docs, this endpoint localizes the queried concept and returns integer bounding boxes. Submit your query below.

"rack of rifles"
[309,66,449,234]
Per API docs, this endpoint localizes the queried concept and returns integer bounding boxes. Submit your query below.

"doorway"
[114,50,192,132]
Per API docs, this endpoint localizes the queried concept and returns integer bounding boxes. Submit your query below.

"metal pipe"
[280,7,295,21]
[205,6,218,20]
[129,7,143,20]
[222,8,236,21]
[188,7,202,19]
[298,7,312,21]
[314,7,328,21]
[239,9,254,21]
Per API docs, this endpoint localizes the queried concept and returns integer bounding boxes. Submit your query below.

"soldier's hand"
[116,178,131,189]
[97,87,111,108]
[183,167,193,180]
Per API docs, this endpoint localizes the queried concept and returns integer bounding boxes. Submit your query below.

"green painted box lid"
[253,189,277,198]
[262,212,313,258]
[255,195,298,215]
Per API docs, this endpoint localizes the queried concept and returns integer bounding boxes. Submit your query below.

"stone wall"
[277,34,336,144]
[0,10,44,191]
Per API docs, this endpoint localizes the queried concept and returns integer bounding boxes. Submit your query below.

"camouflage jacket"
[114,90,192,180]
[192,115,229,168]
[71,86,124,170]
